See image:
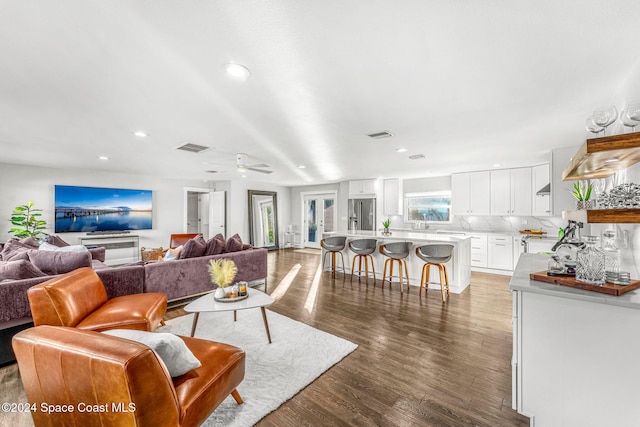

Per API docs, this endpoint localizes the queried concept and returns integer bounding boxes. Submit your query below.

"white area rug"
[158,309,357,426]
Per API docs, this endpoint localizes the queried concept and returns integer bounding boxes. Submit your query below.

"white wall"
[0,163,276,249]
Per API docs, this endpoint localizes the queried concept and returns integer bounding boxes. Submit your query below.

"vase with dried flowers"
[208,259,238,299]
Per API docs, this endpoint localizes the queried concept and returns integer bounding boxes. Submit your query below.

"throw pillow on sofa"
[39,242,89,253]
[0,239,38,261]
[0,259,47,281]
[44,235,70,247]
[204,233,226,256]
[164,245,183,261]
[179,235,207,259]
[27,250,92,275]
[223,234,243,253]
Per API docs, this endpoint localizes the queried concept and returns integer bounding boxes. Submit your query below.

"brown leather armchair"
[169,233,201,249]
[27,267,167,332]
[12,325,245,427]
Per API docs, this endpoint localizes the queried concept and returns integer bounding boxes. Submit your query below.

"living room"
[2,2,640,426]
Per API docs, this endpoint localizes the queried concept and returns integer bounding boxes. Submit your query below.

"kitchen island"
[510,253,640,426]
[321,231,471,293]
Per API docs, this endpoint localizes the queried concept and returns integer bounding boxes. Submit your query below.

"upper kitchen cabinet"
[532,163,551,216]
[451,171,490,216]
[383,178,401,215]
[490,167,532,216]
[349,179,377,198]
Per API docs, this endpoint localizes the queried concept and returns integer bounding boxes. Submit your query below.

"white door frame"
[183,187,226,239]
[301,190,338,249]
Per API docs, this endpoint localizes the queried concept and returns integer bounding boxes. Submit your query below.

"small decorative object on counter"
[547,255,565,275]
[576,235,605,285]
[601,229,621,275]
[214,287,226,299]
[382,218,391,235]
[238,281,248,297]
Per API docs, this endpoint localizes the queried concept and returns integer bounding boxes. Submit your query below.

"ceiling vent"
[205,170,219,174]
[409,154,426,160]
[175,143,211,154]
[367,131,394,139]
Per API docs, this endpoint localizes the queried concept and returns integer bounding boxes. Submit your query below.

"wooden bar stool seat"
[348,239,377,284]
[415,244,454,302]
[379,242,412,292]
[320,236,347,278]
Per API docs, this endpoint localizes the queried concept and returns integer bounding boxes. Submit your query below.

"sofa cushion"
[223,234,243,253]
[27,250,92,275]
[20,237,41,248]
[204,234,226,256]
[44,235,71,247]
[0,259,47,281]
[0,239,36,261]
[103,329,201,377]
[179,235,207,259]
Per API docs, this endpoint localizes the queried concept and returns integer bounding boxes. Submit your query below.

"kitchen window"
[404,192,452,223]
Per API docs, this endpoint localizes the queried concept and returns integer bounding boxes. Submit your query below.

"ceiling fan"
[206,153,273,175]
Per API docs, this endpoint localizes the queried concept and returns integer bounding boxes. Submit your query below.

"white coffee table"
[184,288,275,343]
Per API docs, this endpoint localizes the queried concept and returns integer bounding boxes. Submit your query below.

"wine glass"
[627,103,640,121]
[620,108,640,132]
[585,117,604,136]
[591,106,618,135]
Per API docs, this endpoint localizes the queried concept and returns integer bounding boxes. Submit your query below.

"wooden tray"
[519,230,547,235]
[530,271,640,296]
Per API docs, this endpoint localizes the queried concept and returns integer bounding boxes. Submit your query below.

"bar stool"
[415,244,454,302]
[348,239,377,283]
[320,236,347,278]
[379,242,412,292]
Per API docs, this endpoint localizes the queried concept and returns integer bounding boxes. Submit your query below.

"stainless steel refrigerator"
[348,198,376,231]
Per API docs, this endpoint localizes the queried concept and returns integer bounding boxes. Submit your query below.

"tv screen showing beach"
[54,185,153,233]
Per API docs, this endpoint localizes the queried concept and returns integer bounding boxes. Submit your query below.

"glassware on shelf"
[576,235,605,285]
[601,229,621,274]
[591,106,619,136]
[585,117,604,136]
[547,255,565,274]
[620,108,640,132]
[592,178,606,209]
[602,183,640,208]
[627,103,640,122]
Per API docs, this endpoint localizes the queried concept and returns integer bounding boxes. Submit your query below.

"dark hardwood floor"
[0,249,529,427]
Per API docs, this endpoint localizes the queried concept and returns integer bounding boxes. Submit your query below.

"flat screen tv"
[54,185,153,233]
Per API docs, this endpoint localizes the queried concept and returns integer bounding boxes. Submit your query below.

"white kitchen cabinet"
[468,233,488,268]
[383,178,401,215]
[490,167,532,216]
[488,234,513,270]
[532,163,551,216]
[451,171,490,216]
[349,179,376,198]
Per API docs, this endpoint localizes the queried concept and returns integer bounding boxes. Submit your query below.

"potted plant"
[308,221,317,241]
[9,201,47,239]
[208,259,238,299]
[572,182,593,210]
[382,218,391,235]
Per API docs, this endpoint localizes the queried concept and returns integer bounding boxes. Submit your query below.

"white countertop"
[509,253,640,310]
[326,230,470,243]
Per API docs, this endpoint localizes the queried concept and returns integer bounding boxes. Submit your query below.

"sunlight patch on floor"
[270,263,302,301]
[304,263,323,313]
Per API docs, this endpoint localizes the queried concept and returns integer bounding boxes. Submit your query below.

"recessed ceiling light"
[605,157,619,163]
[133,131,149,138]
[493,163,502,167]
[224,63,251,80]
[396,148,408,153]
[98,156,109,160]
[241,174,247,178]
[298,165,306,169]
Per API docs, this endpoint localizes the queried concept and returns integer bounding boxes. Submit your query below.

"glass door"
[303,193,336,249]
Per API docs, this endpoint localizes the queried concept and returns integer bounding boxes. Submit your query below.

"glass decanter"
[576,235,605,285]
[601,229,621,274]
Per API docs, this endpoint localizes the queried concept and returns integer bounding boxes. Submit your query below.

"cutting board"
[530,271,640,296]
[519,230,547,235]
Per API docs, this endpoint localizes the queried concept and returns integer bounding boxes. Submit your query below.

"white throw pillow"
[39,242,88,252]
[102,329,201,377]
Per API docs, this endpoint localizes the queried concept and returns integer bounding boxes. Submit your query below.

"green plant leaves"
[8,201,47,238]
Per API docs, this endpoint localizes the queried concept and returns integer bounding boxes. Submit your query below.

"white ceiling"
[1,1,640,186]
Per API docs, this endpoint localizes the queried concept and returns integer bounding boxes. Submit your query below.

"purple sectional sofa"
[0,236,268,365]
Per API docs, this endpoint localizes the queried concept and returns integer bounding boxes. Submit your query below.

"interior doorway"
[183,188,226,239]
[302,192,337,249]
